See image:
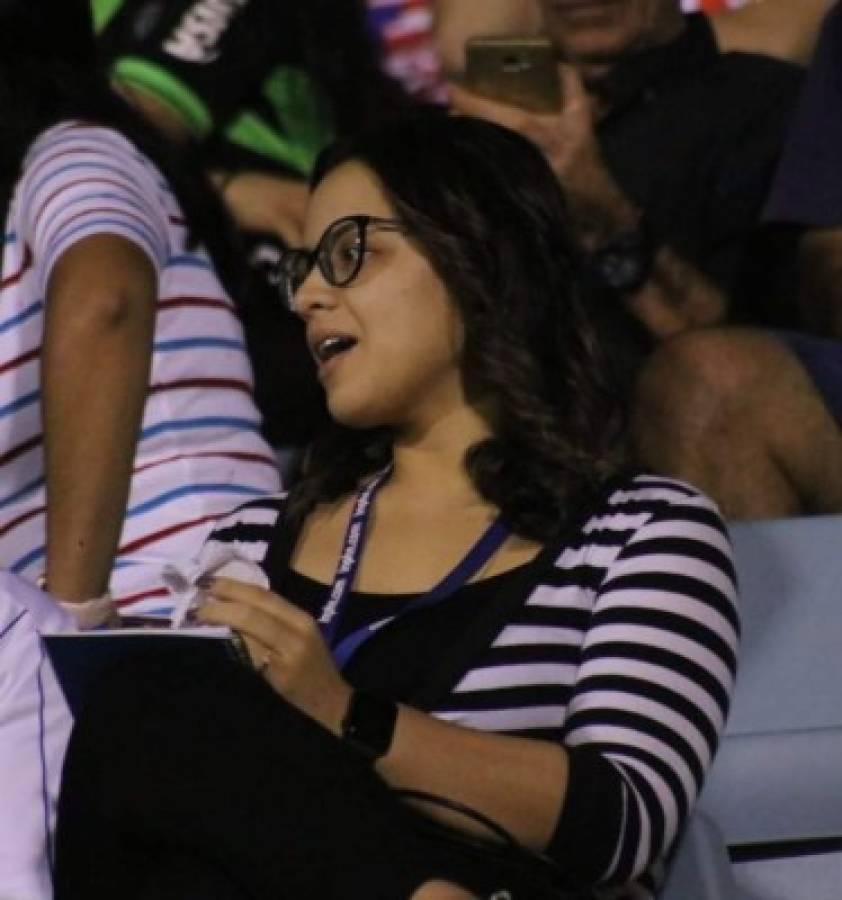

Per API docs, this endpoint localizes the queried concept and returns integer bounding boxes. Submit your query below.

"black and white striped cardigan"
[204,473,739,899]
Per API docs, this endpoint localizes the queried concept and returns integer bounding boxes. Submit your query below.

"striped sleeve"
[202,494,287,565]
[18,123,171,288]
[557,488,739,887]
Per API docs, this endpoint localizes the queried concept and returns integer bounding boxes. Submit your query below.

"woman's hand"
[196,577,352,735]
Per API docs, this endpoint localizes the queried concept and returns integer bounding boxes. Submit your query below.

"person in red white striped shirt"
[0,0,280,617]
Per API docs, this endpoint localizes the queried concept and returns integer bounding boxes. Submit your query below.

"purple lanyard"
[318,466,509,669]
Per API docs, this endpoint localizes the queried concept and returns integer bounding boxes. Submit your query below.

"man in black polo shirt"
[450,0,838,519]
[631,1,842,520]
[451,0,802,341]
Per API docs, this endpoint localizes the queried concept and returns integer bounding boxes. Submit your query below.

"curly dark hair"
[286,113,631,542]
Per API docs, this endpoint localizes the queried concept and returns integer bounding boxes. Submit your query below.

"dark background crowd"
[0,0,840,600]
[96,0,842,520]
[1,3,840,899]
[2,0,841,611]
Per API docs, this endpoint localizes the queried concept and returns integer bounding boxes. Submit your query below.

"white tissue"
[162,545,269,628]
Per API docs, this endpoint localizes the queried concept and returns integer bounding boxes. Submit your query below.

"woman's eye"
[339,241,363,263]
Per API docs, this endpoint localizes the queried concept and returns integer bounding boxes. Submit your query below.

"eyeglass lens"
[280,217,365,310]
[279,216,401,311]
[323,218,366,288]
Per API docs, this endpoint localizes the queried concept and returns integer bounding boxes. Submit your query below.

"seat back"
[661,514,842,899]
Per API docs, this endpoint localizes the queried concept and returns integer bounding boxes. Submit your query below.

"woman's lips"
[316,343,356,381]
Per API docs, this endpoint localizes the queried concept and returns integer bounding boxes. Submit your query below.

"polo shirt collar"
[595,13,718,121]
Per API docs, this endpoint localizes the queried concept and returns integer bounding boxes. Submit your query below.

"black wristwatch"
[340,689,398,762]
[589,212,657,295]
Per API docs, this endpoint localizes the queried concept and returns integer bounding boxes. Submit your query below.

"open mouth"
[312,335,358,366]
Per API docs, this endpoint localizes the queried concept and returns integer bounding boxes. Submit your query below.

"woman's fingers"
[198,576,311,628]
[193,578,350,732]
[195,577,325,671]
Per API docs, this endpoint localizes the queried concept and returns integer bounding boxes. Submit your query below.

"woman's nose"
[292,271,340,319]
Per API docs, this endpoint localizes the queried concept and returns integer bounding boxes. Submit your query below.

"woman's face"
[295,161,466,433]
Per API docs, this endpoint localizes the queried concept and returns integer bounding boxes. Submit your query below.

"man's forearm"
[448,78,728,339]
[569,169,727,339]
[42,236,156,602]
[44,331,150,601]
[624,246,727,339]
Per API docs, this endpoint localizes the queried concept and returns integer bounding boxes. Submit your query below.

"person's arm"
[208,169,309,247]
[16,125,171,602]
[798,227,842,338]
[710,0,833,64]
[197,488,739,885]
[198,576,567,850]
[449,70,727,338]
[42,235,156,602]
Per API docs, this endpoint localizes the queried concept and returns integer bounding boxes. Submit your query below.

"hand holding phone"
[464,36,562,113]
[452,59,610,215]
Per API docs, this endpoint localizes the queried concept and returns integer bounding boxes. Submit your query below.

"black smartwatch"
[589,212,657,295]
[340,689,398,763]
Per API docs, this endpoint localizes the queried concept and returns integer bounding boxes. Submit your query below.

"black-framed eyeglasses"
[276,214,405,312]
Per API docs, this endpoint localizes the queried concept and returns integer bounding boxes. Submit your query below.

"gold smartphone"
[464,36,562,113]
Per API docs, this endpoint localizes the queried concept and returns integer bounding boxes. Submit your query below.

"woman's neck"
[388,405,493,509]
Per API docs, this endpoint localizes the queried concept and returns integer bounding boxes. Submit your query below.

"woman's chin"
[327,397,391,431]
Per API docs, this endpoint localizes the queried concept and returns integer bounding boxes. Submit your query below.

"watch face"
[601,251,644,290]
[592,227,655,294]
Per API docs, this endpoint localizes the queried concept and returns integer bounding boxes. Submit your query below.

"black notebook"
[42,625,249,716]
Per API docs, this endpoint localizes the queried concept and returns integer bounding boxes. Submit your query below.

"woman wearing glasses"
[55,114,739,900]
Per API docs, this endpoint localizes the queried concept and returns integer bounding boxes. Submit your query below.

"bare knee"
[629,328,841,517]
[636,328,776,421]
[632,327,801,449]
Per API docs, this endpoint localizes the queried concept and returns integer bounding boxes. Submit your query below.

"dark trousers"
[53,656,448,900]
[54,654,581,899]
[55,655,592,900]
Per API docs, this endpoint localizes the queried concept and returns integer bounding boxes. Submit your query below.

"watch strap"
[340,689,398,762]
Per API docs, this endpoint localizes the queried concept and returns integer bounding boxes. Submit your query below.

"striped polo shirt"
[205,474,740,898]
[0,122,280,613]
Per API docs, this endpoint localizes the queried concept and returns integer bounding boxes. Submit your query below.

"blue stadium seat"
[660,514,842,899]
